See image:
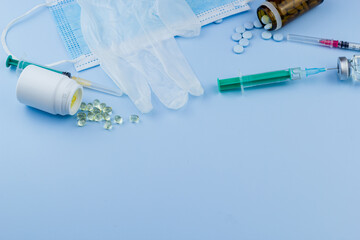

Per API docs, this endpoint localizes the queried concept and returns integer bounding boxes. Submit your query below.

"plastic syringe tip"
[305,68,327,77]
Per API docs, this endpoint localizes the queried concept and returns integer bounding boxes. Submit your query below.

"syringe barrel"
[287,34,337,48]
[6,55,71,77]
[218,69,292,92]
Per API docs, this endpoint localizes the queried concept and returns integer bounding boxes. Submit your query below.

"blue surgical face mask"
[46,0,251,71]
[187,0,251,26]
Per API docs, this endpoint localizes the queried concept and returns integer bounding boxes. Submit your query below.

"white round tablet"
[244,22,254,30]
[235,26,246,34]
[239,38,250,47]
[231,33,242,41]
[264,23,273,30]
[214,19,223,24]
[233,45,244,54]
[261,15,271,24]
[242,31,253,39]
[261,31,272,40]
[253,19,263,29]
[273,33,284,42]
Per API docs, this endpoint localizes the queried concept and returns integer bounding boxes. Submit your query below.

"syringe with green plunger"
[6,55,122,97]
[218,67,334,93]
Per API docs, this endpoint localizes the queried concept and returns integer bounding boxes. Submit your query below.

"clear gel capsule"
[102,113,111,121]
[87,112,95,121]
[103,107,112,115]
[129,115,140,124]
[94,113,103,122]
[99,103,106,111]
[86,103,94,112]
[93,99,100,108]
[114,115,123,125]
[77,119,86,127]
[80,102,87,111]
[77,112,87,120]
[104,121,113,130]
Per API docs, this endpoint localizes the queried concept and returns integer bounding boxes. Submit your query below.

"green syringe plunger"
[218,67,328,92]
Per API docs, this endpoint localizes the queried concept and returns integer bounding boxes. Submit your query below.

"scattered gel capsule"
[93,99,100,108]
[103,107,112,115]
[261,31,272,40]
[129,115,140,124]
[233,45,244,54]
[93,107,101,114]
[99,103,106,111]
[239,38,250,47]
[264,23,273,30]
[261,15,271,24]
[253,19,263,29]
[114,115,123,125]
[102,113,111,121]
[104,121,113,130]
[80,102,87,111]
[86,103,94,112]
[214,19,223,24]
[94,113,103,122]
[235,26,246,34]
[273,33,284,42]
[77,119,86,127]
[244,22,254,30]
[77,112,87,120]
[87,112,95,121]
[242,31,253,39]
[231,33,242,42]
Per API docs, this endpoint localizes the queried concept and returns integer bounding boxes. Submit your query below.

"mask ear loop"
[1,2,78,68]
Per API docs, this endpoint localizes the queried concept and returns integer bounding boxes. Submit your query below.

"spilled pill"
[233,45,244,54]
[273,33,284,42]
[232,32,242,41]
[253,19,263,29]
[235,26,246,34]
[239,38,250,47]
[264,23,273,30]
[244,22,254,30]
[242,31,253,39]
[261,31,272,40]
[261,15,271,24]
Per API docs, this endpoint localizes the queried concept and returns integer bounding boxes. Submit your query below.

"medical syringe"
[218,67,332,92]
[6,55,122,97]
[287,34,360,52]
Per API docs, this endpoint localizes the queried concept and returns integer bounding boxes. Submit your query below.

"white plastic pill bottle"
[16,65,83,116]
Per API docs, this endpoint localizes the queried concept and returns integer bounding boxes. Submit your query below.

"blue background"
[1,0,360,239]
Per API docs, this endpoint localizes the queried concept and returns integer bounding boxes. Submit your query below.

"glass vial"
[338,56,360,82]
[257,0,324,31]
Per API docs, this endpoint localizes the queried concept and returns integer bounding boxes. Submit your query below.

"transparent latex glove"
[78,0,204,113]
[132,0,204,97]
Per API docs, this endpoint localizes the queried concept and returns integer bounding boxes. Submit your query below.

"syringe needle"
[327,67,338,71]
[71,77,123,97]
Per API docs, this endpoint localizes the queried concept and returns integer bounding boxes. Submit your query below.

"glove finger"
[153,38,204,96]
[100,54,153,113]
[134,49,189,110]
[157,0,201,38]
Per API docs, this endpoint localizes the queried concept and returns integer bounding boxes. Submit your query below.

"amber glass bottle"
[257,0,324,31]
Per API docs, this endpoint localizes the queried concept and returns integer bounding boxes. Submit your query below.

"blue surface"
[1,0,360,239]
